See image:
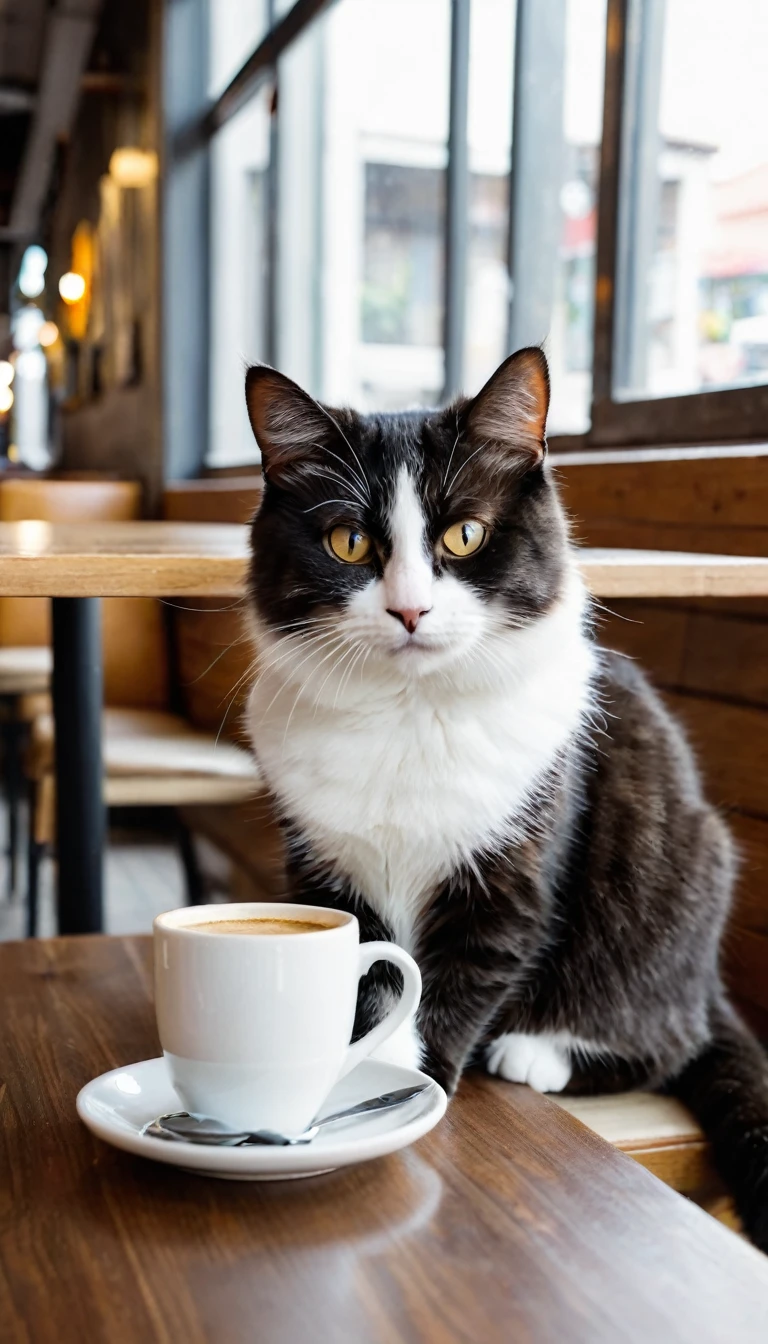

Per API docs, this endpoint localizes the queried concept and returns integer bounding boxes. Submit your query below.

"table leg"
[51,598,105,934]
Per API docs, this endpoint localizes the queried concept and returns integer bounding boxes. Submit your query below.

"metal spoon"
[143,1083,431,1146]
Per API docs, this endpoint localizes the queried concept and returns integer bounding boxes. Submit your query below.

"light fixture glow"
[38,321,59,348]
[0,385,14,414]
[109,147,158,189]
[19,271,45,299]
[0,360,14,386]
[18,244,48,298]
[59,271,86,304]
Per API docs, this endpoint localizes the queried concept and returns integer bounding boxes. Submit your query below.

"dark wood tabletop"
[3,936,768,1343]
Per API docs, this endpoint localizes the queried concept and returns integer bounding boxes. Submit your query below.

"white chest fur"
[247,570,595,952]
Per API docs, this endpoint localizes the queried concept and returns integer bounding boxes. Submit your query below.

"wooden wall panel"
[553,451,768,554]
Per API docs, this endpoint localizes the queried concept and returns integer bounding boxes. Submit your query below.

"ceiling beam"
[9,0,102,239]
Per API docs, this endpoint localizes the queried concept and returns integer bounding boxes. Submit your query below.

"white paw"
[370,1015,423,1071]
[485,1032,572,1093]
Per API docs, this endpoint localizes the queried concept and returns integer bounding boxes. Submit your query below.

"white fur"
[370,1015,424,1071]
[485,1030,608,1092]
[248,540,596,962]
[383,469,433,619]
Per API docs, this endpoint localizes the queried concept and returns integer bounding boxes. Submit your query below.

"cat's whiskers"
[445,439,490,498]
[333,640,367,710]
[305,463,369,505]
[280,635,358,744]
[310,405,372,499]
[306,439,370,504]
[441,411,462,490]
[302,498,365,515]
[259,632,350,727]
[233,625,341,714]
[251,628,345,701]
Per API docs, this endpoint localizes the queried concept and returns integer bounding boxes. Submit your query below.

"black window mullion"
[442,0,471,402]
[590,0,628,409]
[265,0,279,369]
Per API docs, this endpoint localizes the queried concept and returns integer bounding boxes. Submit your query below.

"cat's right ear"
[245,365,335,486]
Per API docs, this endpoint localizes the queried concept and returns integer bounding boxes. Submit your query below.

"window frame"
[185,0,767,475]
[580,0,768,452]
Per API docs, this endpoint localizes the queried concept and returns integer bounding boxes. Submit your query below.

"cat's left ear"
[466,347,549,466]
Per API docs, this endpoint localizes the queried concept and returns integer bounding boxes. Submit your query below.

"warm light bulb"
[59,271,86,304]
[38,321,59,348]
[0,385,14,414]
[0,360,13,386]
[109,147,158,188]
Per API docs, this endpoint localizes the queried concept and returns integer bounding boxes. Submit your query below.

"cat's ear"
[245,364,339,485]
[466,347,549,466]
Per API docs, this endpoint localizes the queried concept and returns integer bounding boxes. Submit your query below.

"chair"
[25,706,260,935]
[0,477,144,894]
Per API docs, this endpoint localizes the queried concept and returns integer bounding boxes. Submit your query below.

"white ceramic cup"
[153,902,422,1133]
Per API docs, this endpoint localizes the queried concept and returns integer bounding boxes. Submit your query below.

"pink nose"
[387,607,431,635]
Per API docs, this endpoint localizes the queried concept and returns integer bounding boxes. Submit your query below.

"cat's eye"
[326,526,373,564]
[442,520,487,558]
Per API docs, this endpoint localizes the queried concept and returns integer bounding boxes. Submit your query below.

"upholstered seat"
[0,646,53,696]
[29,707,259,784]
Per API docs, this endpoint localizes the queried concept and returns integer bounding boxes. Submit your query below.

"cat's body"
[244,350,768,1249]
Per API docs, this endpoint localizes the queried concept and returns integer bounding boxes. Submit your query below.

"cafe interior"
[2,0,768,1338]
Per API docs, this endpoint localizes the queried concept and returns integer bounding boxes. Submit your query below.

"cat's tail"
[668,1000,768,1251]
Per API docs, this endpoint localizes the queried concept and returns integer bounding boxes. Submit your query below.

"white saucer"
[76,1056,447,1180]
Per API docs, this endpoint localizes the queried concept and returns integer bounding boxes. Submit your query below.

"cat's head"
[246,348,569,679]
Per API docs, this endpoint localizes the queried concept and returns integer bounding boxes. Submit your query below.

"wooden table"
[0,523,250,936]
[0,521,767,598]
[2,935,768,1343]
[2,521,768,937]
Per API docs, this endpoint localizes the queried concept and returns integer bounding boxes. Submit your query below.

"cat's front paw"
[485,1032,572,1093]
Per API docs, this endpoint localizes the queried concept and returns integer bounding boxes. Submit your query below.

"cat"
[244,348,768,1250]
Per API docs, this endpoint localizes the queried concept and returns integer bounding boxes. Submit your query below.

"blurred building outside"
[0,0,767,475]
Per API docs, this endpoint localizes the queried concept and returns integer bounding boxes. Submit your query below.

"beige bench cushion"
[0,646,53,695]
[30,708,260,783]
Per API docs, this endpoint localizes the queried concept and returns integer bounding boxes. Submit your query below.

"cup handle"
[336,941,422,1081]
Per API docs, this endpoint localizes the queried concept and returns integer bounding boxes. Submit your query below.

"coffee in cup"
[192,917,332,936]
[153,902,422,1133]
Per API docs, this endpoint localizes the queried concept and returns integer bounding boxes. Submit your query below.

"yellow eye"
[326,526,373,564]
[442,520,487,558]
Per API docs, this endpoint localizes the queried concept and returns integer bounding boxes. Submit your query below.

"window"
[315,0,451,411]
[614,0,768,402]
[209,86,273,465]
[191,0,768,470]
[464,0,515,395]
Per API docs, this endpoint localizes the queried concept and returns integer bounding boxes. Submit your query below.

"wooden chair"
[0,477,144,895]
[24,705,260,935]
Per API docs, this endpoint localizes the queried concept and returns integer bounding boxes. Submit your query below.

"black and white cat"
[245,349,768,1249]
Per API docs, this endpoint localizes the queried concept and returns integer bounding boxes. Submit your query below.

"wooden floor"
[0,804,186,941]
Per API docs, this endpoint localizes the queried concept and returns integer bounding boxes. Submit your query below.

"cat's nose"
[387,607,431,635]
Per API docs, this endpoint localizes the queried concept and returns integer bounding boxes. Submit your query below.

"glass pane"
[311,0,451,410]
[208,87,272,465]
[465,0,515,395]
[208,0,270,98]
[614,0,768,401]
[549,0,607,432]
[500,0,606,432]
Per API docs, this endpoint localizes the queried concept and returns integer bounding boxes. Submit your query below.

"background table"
[2,934,767,1343]
[1,521,768,935]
